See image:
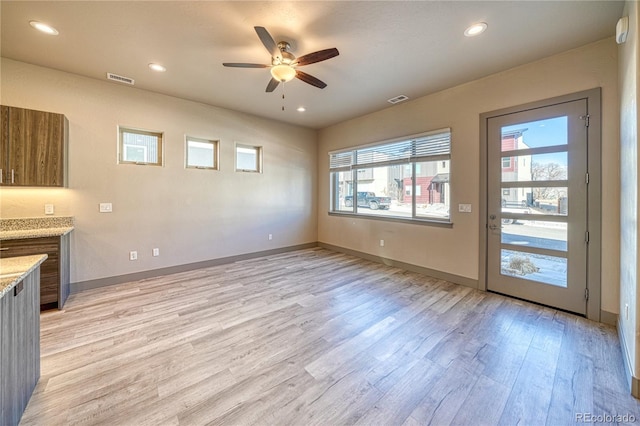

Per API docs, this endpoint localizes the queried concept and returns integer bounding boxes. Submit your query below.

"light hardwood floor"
[20,248,639,425]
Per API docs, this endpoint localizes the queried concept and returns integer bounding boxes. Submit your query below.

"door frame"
[479,88,602,321]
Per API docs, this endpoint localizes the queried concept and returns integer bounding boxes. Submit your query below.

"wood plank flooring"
[20,248,640,425]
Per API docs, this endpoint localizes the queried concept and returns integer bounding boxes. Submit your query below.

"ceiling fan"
[223,26,339,92]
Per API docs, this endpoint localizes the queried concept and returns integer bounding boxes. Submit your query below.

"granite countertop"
[0,254,48,299]
[0,216,74,241]
[0,227,74,240]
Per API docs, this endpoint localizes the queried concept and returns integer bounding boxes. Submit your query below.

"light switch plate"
[458,203,472,213]
[99,203,113,213]
[44,204,54,215]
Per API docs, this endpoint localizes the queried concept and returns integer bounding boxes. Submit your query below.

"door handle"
[488,224,502,230]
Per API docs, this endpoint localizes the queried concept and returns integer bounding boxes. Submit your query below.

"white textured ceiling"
[0,1,624,129]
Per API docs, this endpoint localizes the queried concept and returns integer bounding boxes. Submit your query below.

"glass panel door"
[486,100,588,315]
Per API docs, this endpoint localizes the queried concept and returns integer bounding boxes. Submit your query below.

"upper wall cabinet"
[0,105,68,187]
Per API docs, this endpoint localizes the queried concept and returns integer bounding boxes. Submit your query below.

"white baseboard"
[617,317,640,399]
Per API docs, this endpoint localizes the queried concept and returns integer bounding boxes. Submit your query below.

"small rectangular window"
[119,127,163,166]
[236,144,262,173]
[186,136,218,170]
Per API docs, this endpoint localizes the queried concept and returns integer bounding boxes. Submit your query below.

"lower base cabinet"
[0,234,69,310]
[0,268,41,426]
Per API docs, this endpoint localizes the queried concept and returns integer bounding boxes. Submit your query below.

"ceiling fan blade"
[295,48,339,66]
[295,70,327,89]
[254,26,282,61]
[266,78,280,92]
[223,63,270,68]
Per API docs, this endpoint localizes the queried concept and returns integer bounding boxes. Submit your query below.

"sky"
[502,116,568,166]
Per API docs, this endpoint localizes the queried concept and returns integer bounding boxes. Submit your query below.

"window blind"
[329,128,451,171]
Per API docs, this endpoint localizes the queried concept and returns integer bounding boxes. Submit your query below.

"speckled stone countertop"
[0,216,74,240]
[0,254,48,299]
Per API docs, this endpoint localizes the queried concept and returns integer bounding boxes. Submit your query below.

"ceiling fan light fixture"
[270,65,296,83]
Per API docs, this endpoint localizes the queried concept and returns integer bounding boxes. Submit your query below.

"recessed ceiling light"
[29,20,59,35]
[297,107,306,112]
[464,22,487,37]
[148,63,166,72]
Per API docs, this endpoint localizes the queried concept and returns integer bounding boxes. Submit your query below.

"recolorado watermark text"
[576,413,636,423]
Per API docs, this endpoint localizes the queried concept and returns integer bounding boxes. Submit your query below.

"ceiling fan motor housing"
[276,42,296,65]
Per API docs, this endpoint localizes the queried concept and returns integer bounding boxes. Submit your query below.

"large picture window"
[329,128,451,223]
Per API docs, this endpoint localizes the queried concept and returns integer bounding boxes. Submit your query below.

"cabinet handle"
[0,248,8,251]
[11,169,14,184]
[0,169,3,183]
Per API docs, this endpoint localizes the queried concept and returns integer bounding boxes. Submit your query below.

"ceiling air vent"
[387,95,409,104]
[106,72,135,85]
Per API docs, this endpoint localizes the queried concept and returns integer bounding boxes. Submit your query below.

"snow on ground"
[501,249,567,288]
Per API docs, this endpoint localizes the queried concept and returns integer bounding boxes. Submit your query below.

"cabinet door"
[6,106,66,187]
[0,238,60,308]
[0,269,40,426]
[0,106,9,184]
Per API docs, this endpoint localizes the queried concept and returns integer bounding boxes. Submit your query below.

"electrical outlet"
[268,234,273,241]
[458,203,472,213]
[100,203,113,213]
[44,204,54,215]
[129,251,138,261]
[380,239,385,247]
[152,248,160,257]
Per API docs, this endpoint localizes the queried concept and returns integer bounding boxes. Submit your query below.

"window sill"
[119,161,163,166]
[327,211,453,228]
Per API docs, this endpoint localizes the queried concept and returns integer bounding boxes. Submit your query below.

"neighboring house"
[501,129,531,206]
[336,168,388,199]
[401,160,450,205]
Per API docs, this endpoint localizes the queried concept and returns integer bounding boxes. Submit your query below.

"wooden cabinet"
[0,267,40,426]
[0,235,70,310]
[0,105,68,187]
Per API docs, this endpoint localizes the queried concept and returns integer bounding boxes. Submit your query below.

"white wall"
[318,38,620,315]
[0,58,318,284]
[619,0,640,392]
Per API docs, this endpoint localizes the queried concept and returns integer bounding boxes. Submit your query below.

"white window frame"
[235,143,263,173]
[118,126,163,166]
[329,128,452,225]
[185,136,219,170]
